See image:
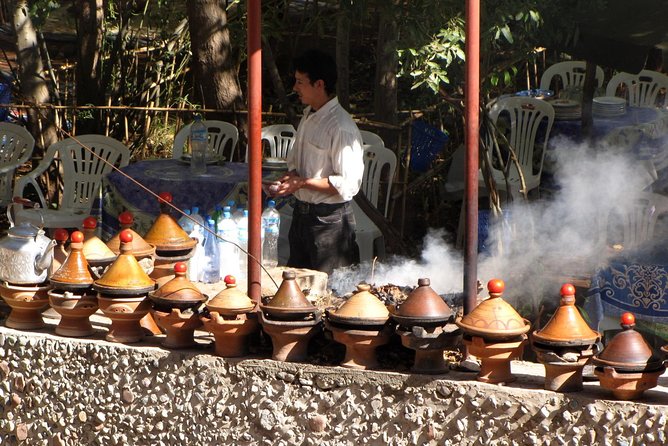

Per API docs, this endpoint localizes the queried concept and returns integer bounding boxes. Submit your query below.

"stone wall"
[0,326,667,446]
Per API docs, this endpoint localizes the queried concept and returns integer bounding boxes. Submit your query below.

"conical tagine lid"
[328,283,389,324]
[593,313,664,372]
[51,228,70,273]
[81,217,116,261]
[50,231,94,289]
[149,262,205,311]
[94,229,156,295]
[456,279,530,339]
[143,192,197,253]
[532,284,600,346]
[394,278,452,320]
[207,275,255,316]
[261,270,317,317]
[106,211,156,257]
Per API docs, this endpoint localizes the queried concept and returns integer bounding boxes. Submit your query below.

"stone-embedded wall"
[0,326,667,446]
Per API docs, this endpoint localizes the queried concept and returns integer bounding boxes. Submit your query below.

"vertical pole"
[247,0,262,303]
[464,0,480,314]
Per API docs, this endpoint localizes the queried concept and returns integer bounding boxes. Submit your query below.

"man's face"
[293,71,320,107]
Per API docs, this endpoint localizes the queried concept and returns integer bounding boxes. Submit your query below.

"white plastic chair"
[172,120,239,161]
[14,135,130,229]
[483,96,555,197]
[605,70,668,108]
[359,130,385,148]
[353,144,397,262]
[261,124,296,159]
[539,61,605,91]
[0,123,34,207]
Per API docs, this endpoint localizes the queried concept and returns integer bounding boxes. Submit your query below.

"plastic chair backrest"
[173,120,239,160]
[0,123,34,206]
[486,96,555,194]
[599,192,668,250]
[605,70,668,108]
[15,135,130,217]
[359,130,385,148]
[361,144,397,218]
[260,124,296,159]
[539,61,605,91]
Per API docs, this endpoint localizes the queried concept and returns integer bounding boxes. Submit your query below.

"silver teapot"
[0,206,56,284]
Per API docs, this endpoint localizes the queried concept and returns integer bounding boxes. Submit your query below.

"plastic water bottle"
[217,207,240,278]
[187,224,204,282]
[237,209,249,283]
[190,115,208,175]
[177,209,194,234]
[262,200,280,268]
[199,218,221,283]
[190,206,205,229]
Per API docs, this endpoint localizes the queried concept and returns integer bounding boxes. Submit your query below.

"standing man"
[273,49,364,275]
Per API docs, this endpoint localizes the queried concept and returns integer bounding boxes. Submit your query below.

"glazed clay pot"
[50,229,70,276]
[327,283,389,326]
[391,278,453,328]
[81,217,117,279]
[143,192,197,256]
[260,270,317,320]
[0,282,50,330]
[593,313,665,400]
[531,284,601,392]
[50,231,95,290]
[48,289,98,337]
[105,211,156,275]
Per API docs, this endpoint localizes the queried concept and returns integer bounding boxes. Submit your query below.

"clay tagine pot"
[143,192,198,256]
[0,282,51,330]
[149,262,206,349]
[50,228,70,276]
[106,211,156,275]
[260,270,318,320]
[81,216,117,279]
[531,283,602,392]
[457,279,530,384]
[593,312,666,400]
[390,278,453,328]
[201,275,259,357]
[259,270,321,362]
[50,231,95,290]
[325,283,392,370]
[390,278,460,374]
[94,229,157,343]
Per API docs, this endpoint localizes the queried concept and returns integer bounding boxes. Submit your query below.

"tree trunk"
[336,0,351,110]
[74,0,105,133]
[374,2,399,129]
[262,37,298,127]
[185,0,244,114]
[13,0,58,155]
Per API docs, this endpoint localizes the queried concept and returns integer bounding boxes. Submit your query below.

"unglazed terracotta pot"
[260,270,317,320]
[48,289,98,337]
[327,283,389,325]
[206,275,255,316]
[201,311,259,357]
[81,217,117,279]
[0,282,50,329]
[148,262,205,313]
[152,308,203,349]
[105,211,155,274]
[464,334,528,384]
[98,294,152,343]
[259,311,321,362]
[397,324,461,374]
[594,366,665,400]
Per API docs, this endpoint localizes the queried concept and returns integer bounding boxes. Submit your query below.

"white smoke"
[331,136,658,309]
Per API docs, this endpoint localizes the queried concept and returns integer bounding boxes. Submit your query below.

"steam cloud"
[331,136,659,309]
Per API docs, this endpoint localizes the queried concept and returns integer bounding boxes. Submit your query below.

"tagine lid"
[593,313,665,372]
[456,279,531,338]
[106,211,156,257]
[50,231,95,288]
[207,275,255,315]
[143,193,197,252]
[94,229,156,294]
[532,284,601,346]
[260,270,317,315]
[328,283,389,324]
[149,262,205,305]
[81,217,117,261]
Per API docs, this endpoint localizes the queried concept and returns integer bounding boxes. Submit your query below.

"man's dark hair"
[293,49,337,96]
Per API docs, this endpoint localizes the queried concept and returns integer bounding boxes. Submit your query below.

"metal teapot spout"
[35,239,57,275]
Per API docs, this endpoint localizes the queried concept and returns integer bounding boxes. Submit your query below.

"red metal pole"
[464,0,480,314]
[247,0,262,303]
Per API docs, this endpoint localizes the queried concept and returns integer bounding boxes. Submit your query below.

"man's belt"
[293,199,347,216]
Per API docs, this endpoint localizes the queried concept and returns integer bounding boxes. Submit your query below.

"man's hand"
[274,171,305,197]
